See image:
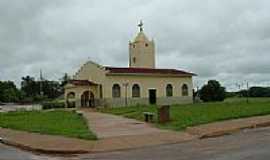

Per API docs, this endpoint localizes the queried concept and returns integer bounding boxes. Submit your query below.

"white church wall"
[103,75,193,99]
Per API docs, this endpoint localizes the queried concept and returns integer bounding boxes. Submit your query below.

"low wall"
[103,96,193,107]
[68,96,193,108]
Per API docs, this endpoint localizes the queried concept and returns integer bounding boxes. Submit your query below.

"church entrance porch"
[64,80,100,108]
[81,91,95,108]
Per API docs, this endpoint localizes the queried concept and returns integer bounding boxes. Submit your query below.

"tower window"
[133,57,136,63]
[133,44,136,48]
[145,43,148,47]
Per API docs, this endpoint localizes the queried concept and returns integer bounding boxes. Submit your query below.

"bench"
[143,112,154,122]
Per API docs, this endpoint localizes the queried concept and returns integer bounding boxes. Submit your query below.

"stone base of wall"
[103,96,193,108]
[66,99,104,108]
[67,96,193,108]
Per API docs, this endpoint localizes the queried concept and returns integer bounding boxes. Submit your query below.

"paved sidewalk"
[187,115,270,138]
[93,132,195,152]
[0,128,95,154]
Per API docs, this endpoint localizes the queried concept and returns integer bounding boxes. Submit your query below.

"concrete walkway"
[82,110,166,138]
[81,110,195,152]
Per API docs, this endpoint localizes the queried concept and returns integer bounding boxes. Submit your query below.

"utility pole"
[246,81,249,103]
[235,83,241,97]
[40,69,44,96]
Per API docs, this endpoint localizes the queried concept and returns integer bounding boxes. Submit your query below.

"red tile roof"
[69,80,97,86]
[105,67,196,76]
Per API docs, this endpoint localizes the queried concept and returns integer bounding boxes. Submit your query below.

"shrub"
[200,80,226,102]
[42,101,65,110]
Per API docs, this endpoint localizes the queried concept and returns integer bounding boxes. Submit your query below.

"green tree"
[21,76,39,97]
[200,80,226,102]
[41,80,62,99]
[0,81,22,102]
[21,75,64,101]
[59,73,71,94]
[60,73,70,87]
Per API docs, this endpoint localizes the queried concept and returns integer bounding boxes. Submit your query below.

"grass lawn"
[0,110,97,140]
[99,98,270,131]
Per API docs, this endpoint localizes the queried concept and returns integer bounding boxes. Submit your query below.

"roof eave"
[106,73,194,77]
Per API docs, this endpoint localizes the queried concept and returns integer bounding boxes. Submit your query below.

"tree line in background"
[0,73,70,103]
[234,87,270,98]
[196,80,270,102]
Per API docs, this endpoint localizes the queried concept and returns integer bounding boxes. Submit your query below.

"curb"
[0,138,91,154]
[91,138,197,154]
[194,122,270,139]
[0,136,196,155]
[198,129,241,139]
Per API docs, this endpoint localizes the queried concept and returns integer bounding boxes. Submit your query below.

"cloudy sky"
[0,0,270,90]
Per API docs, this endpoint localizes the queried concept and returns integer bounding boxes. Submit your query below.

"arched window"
[166,84,173,97]
[112,84,121,98]
[182,84,189,96]
[132,84,140,98]
[66,92,76,108]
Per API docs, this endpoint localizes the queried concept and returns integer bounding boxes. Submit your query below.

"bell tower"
[129,20,155,68]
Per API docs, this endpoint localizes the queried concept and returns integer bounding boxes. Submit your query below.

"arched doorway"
[81,91,95,108]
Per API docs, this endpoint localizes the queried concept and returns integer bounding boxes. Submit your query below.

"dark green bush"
[200,80,226,102]
[42,101,65,110]
[67,101,76,108]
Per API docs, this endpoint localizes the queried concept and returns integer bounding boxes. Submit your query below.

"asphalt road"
[1,127,270,160]
[0,143,53,160]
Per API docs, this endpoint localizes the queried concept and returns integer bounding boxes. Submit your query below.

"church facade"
[64,22,196,108]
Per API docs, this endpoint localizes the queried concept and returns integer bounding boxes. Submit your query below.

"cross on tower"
[138,20,143,32]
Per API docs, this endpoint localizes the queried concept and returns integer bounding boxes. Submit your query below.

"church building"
[64,21,196,108]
